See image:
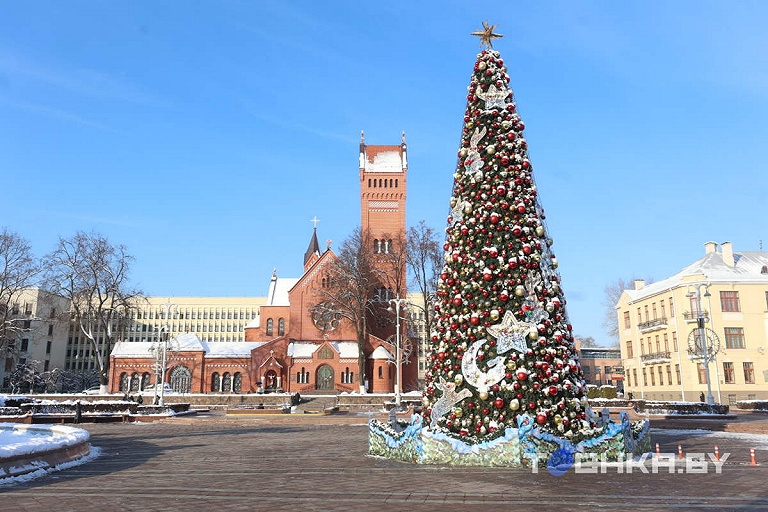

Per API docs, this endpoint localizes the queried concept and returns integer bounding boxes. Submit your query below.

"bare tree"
[406,220,442,347]
[602,277,653,342]
[0,229,40,359]
[314,228,384,392]
[42,231,142,392]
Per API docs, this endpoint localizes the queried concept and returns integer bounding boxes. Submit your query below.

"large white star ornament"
[477,84,508,110]
[486,311,532,354]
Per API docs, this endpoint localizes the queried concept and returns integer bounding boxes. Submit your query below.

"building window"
[222,373,232,392]
[642,368,647,386]
[233,373,242,393]
[20,339,29,352]
[633,368,638,388]
[278,318,285,336]
[724,327,745,349]
[48,324,54,336]
[660,300,666,319]
[675,364,681,385]
[211,372,221,392]
[657,366,664,385]
[723,362,735,384]
[743,362,755,384]
[697,363,707,384]
[623,311,630,329]
[666,365,672,385]
[266,318,274,336]
[297,367,309,384]
[663,333,669,352]
[672,332,678,352]
[46,340,52,354]
[720,291,740,312]
[583,366,591,375]
[650,369,655,386]
[626,340,633,359]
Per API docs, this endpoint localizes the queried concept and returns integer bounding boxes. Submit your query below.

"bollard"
[751,448,758,466]
[714,445,720,461]
[678,445,684,459]
[656,442,660,457]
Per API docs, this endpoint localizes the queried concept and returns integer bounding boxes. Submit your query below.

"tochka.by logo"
[529,448,729,476]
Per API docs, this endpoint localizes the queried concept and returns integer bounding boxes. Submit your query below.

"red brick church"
[109,133,418,395]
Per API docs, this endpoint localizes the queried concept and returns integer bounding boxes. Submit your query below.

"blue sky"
[2,1,767,344]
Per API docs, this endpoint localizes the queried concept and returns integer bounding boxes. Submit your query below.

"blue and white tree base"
[368,411,651,467]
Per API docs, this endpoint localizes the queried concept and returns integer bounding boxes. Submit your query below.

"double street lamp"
[687,284,715,405]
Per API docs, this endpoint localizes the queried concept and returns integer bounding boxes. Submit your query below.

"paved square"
[3,411,768,511]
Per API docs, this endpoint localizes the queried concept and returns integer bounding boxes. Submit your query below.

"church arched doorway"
[316,365,334,391]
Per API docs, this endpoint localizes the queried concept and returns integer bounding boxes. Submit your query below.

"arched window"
[233,373,242,393]
[141,373,151,391]
[266,318,274,336]
[169,365,192,393]
[222,372,232,392]
[130,372,140,392]
[373,239,380,253]
[378,366,383,379]
[211,372,221,392]
[278,318,285,336]
[395,178,398,188]
[119,372,129,392]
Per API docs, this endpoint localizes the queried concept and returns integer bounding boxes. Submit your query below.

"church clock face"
[311,302,341,332]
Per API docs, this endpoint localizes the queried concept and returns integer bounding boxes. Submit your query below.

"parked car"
[82,386,103,395]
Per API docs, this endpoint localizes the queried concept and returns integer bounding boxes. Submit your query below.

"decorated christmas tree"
[421,21,595,443]
[369,22,649,466]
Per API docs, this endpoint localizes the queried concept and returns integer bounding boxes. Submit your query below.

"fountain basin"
[0,423,91,480]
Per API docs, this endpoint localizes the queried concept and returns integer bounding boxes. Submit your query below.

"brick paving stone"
[1,410,768,511]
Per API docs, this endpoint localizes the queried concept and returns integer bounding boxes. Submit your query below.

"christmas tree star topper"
[471,20,503,48]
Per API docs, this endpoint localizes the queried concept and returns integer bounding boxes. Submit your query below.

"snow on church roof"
[111,332,265,358]
[369,345,393,360]
[266,277,299,306]
[287,341,359,358]
[362,146,404,173]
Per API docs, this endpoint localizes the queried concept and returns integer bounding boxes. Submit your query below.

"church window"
[278,318,285,336]
[141,373,151,390]
[395,179,398,188]
[222,373,232,392]
[233,373,242,393]
[211,372,220,392]
[297,367,309,384]
[374,239,380,253]
[378,366,383,379]
[266,318,273,336]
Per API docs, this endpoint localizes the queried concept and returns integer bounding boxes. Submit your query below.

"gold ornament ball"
[454,374,464,385]
[515,285,525,297]
[535,226,545,237]
[509,398,520,411]
[478,390,489,400]
[453,407,463,418]
[489,309,500,321]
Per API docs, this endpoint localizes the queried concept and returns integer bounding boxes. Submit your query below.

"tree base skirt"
[368,412,651,467]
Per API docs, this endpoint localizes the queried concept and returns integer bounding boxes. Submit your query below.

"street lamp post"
[388,297,409,408]
[156,302,176,407]
[688,284,714,405]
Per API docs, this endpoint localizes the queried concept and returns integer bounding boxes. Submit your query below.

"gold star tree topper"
[471,20,504,48]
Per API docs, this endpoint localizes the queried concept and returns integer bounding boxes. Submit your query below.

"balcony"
[637,317,668,333]
[641,351,672,364]
[683,311,709,323]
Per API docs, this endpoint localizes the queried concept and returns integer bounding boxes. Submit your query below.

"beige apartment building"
[1,288,70,390]
[617,241,768,404]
